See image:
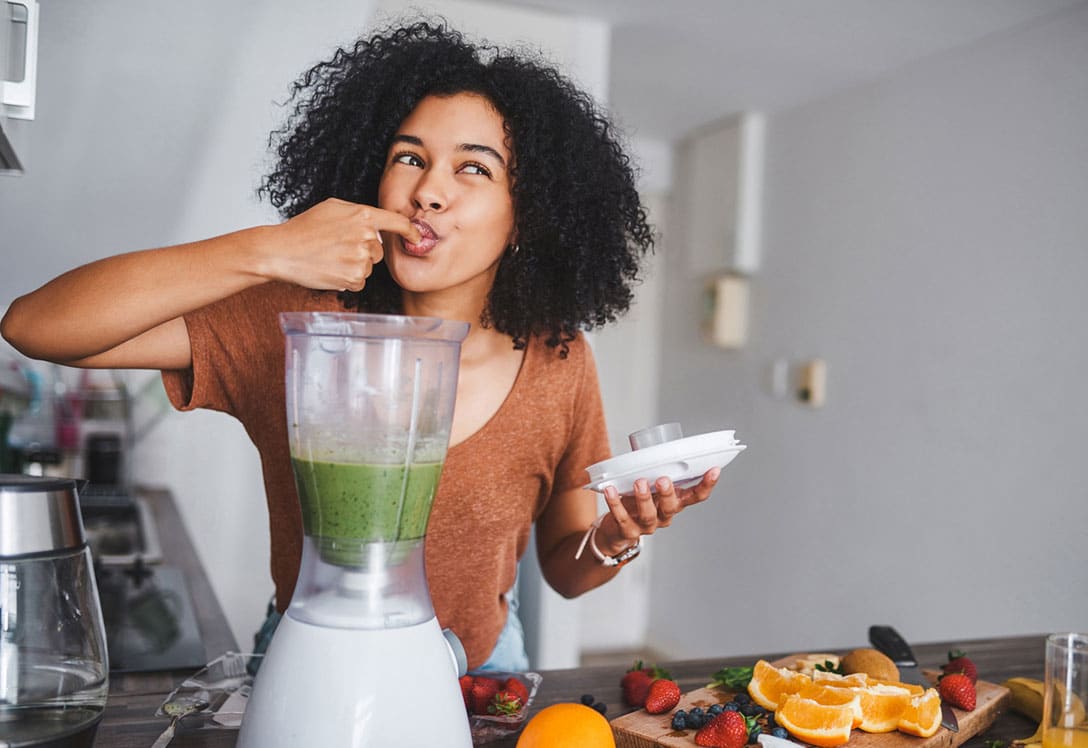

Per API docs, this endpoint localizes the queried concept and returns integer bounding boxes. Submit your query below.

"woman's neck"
[400,288,509,364]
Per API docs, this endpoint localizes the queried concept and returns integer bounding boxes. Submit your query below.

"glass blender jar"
[238,312,473,748]
[0,475,109,748]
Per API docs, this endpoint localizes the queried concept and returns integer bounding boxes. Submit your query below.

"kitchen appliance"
[83,434,123,486]
[93,558,205,673]
[0,474,109,747]
[1,0,39,174]
[237,313,473,747]
[78,488,204,672]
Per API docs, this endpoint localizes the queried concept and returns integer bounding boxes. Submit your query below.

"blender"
[0,474,110,748]
[238,312,473,747]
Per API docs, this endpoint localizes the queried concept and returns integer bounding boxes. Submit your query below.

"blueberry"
[724,702,740,711]
[671,713,688,730]
[592,702,607,715]
[690,707,704,716]
[580,693,595,706]
[689,713,705,729]
[749,725,763,739]
[735,693,750,705]
[709,704,724,715]
[772,727,789,739]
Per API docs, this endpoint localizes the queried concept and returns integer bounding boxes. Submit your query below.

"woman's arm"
[1,199,419,370]
[535,469,720,599]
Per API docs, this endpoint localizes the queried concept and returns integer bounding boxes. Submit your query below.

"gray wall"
[651,6,1088,658]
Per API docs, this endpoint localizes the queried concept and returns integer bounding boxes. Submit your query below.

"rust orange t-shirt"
[162,282,610,667]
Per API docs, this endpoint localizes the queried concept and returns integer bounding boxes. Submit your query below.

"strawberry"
[942,649,979,683]
[938,672,977,711]
[695,710,750,748]
[644,678,681,714]
[469,676,502,714]
[503,676,530,703]
[459,674,475,710]
[621,660,671,707]
[487,689,523,716]
[622,670,654,707]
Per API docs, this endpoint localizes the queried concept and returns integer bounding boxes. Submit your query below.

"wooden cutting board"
[611,655,1010,748]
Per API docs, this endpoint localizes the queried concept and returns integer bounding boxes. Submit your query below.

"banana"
[1004,677,1046,722]
[1019,725,1044,744]
[1004,677,1046,744]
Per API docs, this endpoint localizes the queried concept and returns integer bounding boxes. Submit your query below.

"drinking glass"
[1043,632,1088,748]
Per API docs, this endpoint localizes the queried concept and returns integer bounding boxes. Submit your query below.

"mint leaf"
[708,665,754,690]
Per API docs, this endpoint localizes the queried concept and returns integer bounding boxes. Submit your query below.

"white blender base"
[238,614,472,747]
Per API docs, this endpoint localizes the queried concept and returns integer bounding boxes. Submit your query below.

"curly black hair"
[259,19,654,355]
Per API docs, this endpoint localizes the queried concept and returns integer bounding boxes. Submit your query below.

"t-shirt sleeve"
[552,338,612,493]
[160,283,300,416]
[161,308,223,413]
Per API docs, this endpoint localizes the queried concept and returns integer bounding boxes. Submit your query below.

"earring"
[508,243,520,256]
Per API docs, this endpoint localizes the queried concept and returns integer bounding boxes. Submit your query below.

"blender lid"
[0,473,87,557]
[280,312,469,343]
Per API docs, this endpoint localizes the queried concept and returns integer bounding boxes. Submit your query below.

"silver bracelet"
[574,512,642,567]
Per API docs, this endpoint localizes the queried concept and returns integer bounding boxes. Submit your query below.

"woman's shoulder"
[233,282,341,310]
[521,331,595,387]
[194,282,341,322]
[526,330,591,358]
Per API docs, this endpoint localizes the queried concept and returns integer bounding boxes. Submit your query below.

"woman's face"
[378,92,516,300]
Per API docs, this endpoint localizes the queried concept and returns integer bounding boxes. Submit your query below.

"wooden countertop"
[90,490,1045,746]
[95,617,1048,747]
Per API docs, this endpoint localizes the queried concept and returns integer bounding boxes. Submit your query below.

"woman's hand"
[536,469,720,598]
[262,198,421,291]
[594,468,721,556]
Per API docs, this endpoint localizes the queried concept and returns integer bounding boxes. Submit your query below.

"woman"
[1,20,720,670]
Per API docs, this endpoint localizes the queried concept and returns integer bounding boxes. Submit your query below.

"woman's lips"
[403,219,439,256]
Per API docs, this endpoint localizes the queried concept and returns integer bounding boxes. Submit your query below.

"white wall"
[650,5,1088,658]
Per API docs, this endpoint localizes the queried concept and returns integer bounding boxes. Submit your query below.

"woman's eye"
[460,162,492,178]
[392,152,423,167]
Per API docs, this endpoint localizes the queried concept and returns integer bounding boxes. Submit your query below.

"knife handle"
[868,625,918,667]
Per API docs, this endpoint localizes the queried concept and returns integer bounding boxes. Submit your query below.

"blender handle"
[3,1,39,116]
[442,628,468,677]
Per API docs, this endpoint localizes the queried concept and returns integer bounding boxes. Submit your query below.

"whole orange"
[515,702,615,748]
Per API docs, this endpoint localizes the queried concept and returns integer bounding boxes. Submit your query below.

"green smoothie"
[292,458,444,565]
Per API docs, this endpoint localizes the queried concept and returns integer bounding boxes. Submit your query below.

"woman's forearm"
[2,198,408,367]
[539,530,624,599]
[1,226,271,364]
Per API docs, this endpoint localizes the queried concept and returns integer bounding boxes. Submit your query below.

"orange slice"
[897,688,943,738]
[776,694,855,747]
[812,671,869,688]
[867,677,925,695]
[798,683,864,727]
[856,683,913,733]
[748,660,813,711]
